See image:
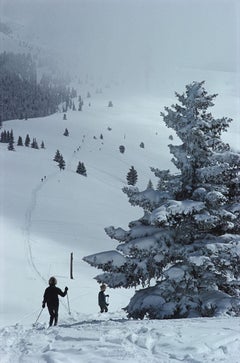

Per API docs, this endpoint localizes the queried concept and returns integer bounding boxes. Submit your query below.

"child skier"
[42,276,68,326]
[98,284,109,313]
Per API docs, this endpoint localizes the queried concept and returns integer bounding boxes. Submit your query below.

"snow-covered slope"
[0,80,239,362]
[1,314,240,363]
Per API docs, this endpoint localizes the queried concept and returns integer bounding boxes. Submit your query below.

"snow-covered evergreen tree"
[63,128,69,136]
[83,81,240,319]
[24,134,30,147]
[8,138,14,151]
[0,130,7,143]
[147,179,153,189]
[17,136,23,146]
[31,138,39,149]
[119,145,125,154]
[126,166,138,186]
[76,161,87,176]
[78,97,83,111]
[53,149,61,162]
[58,155,65,171]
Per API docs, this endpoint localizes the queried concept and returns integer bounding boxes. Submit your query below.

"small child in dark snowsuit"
[42,276,68,326]
[98,284,109,313]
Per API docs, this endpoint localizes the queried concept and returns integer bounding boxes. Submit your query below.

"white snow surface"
[0,78,240,362]
[1,314,240,363]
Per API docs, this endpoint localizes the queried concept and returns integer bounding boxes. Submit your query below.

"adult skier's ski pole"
[67,293,71,315]
[33,308,43,325]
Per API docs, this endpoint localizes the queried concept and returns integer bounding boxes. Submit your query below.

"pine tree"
[119,145,125,154]
[8,139,15,151]
[31,138,39,149]
[76,161,87,176]
[147,179,153,189]
[58,155,65,170]
[53,149,61,162]
[25,134,30,147]
[17,136,23,146]
[63,128,69,136]
[83,81,240,319]
[126,166,138,186]
[41,141,45,149]
[9,129,14,144]
[0,130,7,142]
[78,99,83,111]
[108,101,113,107]
[6,131,10,142]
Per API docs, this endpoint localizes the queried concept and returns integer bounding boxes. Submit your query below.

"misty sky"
[1,0,239,89]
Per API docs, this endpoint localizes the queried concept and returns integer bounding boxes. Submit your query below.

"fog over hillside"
[1,0,239,94]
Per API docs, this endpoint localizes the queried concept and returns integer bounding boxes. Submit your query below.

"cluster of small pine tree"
[62,89,77,112]
[53,149,88,175]
[0,129,45,151]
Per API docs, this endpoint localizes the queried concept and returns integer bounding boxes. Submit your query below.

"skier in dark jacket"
[42,276,68,326]
[98,284,109,313]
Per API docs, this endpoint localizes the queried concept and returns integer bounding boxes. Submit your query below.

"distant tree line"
[0,52,76,122]
[0,129,45,151]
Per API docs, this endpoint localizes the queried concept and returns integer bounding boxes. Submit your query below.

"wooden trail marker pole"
[70,252,73,279]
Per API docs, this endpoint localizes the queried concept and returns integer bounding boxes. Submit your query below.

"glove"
[65,286,68,291]
[42,303,45,309]
[105,295,109,297]
[106,303,109,306]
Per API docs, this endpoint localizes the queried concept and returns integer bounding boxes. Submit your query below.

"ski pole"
[34,308,43,325]
[67,293,71,315]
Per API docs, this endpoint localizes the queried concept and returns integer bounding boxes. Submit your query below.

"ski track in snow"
[0,316,240,363]
[23,130,83,284]
[23,170,62,284]
[24,181,47,283]
[22,147,86,318]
